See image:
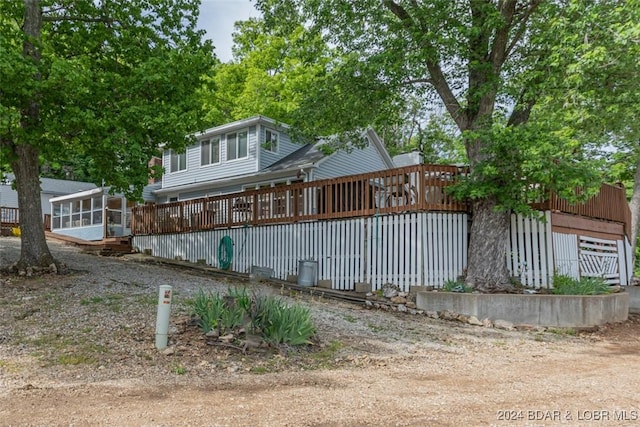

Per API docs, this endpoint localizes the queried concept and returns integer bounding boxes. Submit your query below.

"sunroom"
[49,188,134,241]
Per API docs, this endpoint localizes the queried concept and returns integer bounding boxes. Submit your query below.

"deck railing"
[537,183,631,240]
[0,206,19,231]
[0,207,52,233]
[131,164,469,235]
[130,165,632,240]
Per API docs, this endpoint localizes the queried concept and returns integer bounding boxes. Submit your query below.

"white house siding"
[162,126,259,189]
[0,185,18,209]
[1,186,52,214]
[176,184,244,201]
[313,143,388,180]
[258,126,300,170]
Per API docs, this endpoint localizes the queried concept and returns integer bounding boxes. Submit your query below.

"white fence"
[507,211,632,287]
[132,210,632,291]
[133,212,468,292]
[507,211,554,288]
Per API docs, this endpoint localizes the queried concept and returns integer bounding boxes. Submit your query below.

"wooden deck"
[131,165,631,240]
[45,232,133,256]
[132,164,470,235]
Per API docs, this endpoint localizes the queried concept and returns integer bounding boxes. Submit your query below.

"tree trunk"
[628,151,640,267]
[11,145,55,270]
[465,196,513,292]
[11,0,57,271]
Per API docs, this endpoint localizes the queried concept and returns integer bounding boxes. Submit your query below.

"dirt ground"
[1,238,640,426]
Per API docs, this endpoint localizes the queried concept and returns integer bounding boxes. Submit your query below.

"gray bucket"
[297,260,318,287]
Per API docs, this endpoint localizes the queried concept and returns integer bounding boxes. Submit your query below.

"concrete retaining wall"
[415,291,629,327]
[626,286,640,313]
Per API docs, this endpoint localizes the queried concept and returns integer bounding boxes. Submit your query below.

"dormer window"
[227,130,248,161]
[265,129,278,153]
[201,136,220,166]
[169,150,186,172]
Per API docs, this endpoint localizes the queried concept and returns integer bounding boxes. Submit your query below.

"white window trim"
[225,128,249,162]
[264,129,279,153]
[168,150,187,173]
[200,136,221,167]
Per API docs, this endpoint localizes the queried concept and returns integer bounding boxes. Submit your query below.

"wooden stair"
[45,232,134,256]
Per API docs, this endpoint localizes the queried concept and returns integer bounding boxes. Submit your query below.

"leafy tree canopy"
[0,0,215,199]
[0,0,214,269]
[254,0,634,290]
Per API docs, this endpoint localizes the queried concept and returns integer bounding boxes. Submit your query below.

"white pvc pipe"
[155,285,173,349]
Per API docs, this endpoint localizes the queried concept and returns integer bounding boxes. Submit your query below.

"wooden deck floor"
[45,232,133,256]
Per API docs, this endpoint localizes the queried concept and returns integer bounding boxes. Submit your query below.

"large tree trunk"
[628,151,640,267]
[11,0,57,271]
[465,196,513,292]
[11,145,55,270]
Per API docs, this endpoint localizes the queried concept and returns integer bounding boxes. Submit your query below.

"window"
[201,136,220,166]
[169,150,186,172]
[265,129,278,153]
[226,130,248,161]
[51,195,104,229]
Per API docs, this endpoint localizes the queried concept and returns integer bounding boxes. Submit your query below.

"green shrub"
[191,289,225,333]
[252,295,316,346]
[552,275,611,295]
[220,304,246,333]
[227,286,252,312]
[189,288,316,346]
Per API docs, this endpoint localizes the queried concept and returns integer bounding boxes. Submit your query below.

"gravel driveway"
[1,237,640,426]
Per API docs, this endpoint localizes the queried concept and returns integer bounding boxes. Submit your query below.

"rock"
[382,283,400,298]
[439,310,456,321]
[390,296,407,304]
[48,263,58,274]
[365,292,374,297]
[482,318,493,328]
[468,316,483,326]
[425,311,439,319]
[219,334,235,343]
[397,304,408,312]
[457,314,469,323]
[161,347,175,356]
[365,300,373,307]
[514,324,537,331]
[205,329,220,338]
[398,291,408,298]
[494,319,514,330]
[406,302,416,309]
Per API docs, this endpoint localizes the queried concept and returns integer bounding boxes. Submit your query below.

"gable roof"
[264,128,394,172]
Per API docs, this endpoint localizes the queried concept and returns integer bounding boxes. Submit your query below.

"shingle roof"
[2,174,97,195]
[262,144,326,172]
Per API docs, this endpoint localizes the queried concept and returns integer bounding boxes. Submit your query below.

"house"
[0,174,97,216]
[45,116,395,241]
[149,115,395,203]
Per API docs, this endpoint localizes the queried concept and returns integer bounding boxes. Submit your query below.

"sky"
[197,0,261,63]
